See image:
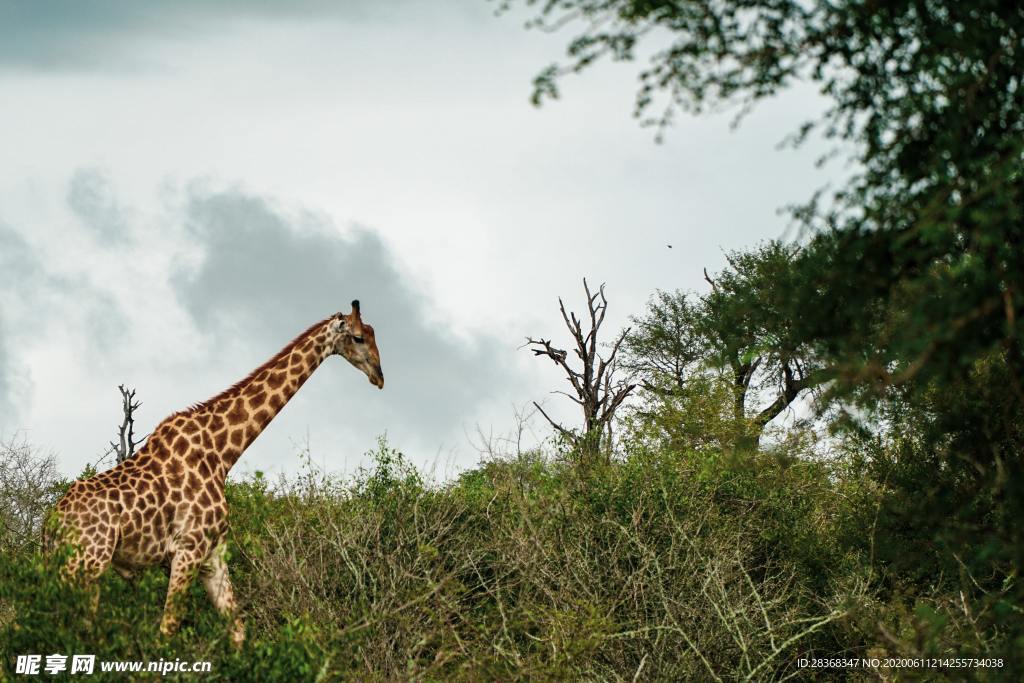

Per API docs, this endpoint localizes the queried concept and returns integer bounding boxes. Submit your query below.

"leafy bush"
[1,430,1019,680]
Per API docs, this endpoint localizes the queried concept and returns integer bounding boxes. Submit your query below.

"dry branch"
[525,279,636,460]
[108,384,144,463]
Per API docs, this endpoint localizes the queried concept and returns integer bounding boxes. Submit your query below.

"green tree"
[503,0,1024,665]
[624,242,823,449]
[503,0,1023,401]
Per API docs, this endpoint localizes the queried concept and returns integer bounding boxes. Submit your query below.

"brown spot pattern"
[47,315,351,646]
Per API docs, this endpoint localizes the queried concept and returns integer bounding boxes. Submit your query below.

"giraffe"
[46,301,383,645]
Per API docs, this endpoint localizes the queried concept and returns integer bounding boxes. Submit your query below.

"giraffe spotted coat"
[48,302,383,644]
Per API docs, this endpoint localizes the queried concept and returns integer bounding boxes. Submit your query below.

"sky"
[0,0,832,481]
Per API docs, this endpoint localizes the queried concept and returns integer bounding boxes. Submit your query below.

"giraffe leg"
[62,527,116,615]
[200,544,245,646]
[160,550,203,637]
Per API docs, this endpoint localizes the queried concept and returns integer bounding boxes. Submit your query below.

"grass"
[0,435,1019,680]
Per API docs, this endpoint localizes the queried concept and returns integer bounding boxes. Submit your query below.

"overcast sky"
[0,0,831,480]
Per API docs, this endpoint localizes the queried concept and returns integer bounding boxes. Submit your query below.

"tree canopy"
[624,242,824,449]
[504,0,1024,664]
[507,0,1023,397]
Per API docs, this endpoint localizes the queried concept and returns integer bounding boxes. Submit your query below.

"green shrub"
[2,429,1018,680]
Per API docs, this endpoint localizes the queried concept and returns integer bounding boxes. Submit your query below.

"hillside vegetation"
[1,410,1019,680]
[4,1,1023,677]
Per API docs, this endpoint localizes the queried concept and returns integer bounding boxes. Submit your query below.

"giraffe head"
[328,300,384,389]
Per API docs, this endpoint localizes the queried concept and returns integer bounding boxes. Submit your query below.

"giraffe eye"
[353,336,365,344]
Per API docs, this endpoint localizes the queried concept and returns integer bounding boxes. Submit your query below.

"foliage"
[0,437,66,555]
[503,0,1024,418]
[503,2,1024,674]
[833,353,1024,664]
[4,429,1021,679]
[2,2,1020,679]
[624,242,822,450]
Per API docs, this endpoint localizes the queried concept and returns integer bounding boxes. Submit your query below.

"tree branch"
[526,279,636,460]
[108,384,143,463]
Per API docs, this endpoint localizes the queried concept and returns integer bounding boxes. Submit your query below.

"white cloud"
[0,178,536,479]
[0,1,835,479]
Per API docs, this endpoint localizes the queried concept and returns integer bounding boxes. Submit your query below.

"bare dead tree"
[525,279,636,462]
[0,435,60,551]
[109,384,144,463]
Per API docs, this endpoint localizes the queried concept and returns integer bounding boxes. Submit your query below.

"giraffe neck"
[201,324,331,477]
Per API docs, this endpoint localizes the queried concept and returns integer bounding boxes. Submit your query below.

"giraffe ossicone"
[46,301,383,645]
